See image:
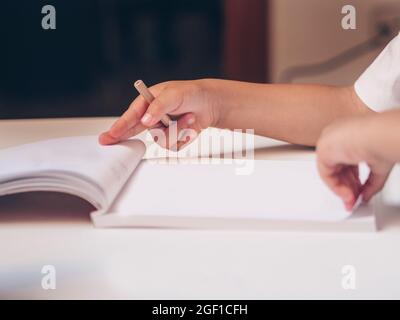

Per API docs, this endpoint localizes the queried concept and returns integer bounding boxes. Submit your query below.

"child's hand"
[99,80,218,150]
[316,117,394,211]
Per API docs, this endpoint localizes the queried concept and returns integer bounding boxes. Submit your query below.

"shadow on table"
[1,189,399,232]
[376,204,400,232]
[253,144,314,160]
[0,192,93,224]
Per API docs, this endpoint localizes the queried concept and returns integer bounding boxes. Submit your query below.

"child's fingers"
[362,170,390,203]
[148,113,199,151]
[140,88,183,127]
[318,162,359,211]
[98,131,118,145]
[99,123,147,145]
[155,118,183,151]
[108,83,165,139]
[108,95,148,139]
[148,124,169,149]
[176,115,201,151]
[172,113,199,151]
[163,114,199,151]
[114,124,148,142]
[333,174,356,210]
[341,168,362,210]
[337,185,356,210]
[351,166,361,187]
[317,161,341,194]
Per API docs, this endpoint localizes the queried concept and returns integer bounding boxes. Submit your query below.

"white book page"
[108,160,368,222]
[0,136,145,208]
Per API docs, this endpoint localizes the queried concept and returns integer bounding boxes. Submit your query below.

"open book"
[0,136,376,231]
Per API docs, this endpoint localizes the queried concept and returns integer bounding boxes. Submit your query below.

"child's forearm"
[201,79,373,146]
[363,110,400,163]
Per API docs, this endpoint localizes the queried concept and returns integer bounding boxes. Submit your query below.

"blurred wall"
[224,0,268,83]
[269,0,400,85]
[0,0,223,119]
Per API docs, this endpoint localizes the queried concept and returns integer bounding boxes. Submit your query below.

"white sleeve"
[354,32,400,112]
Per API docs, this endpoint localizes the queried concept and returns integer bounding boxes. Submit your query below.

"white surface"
[103,160,371,225]
[1,118,400,299]
[0,136,145,209]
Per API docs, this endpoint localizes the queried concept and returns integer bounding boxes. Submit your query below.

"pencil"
[134,80,172,127]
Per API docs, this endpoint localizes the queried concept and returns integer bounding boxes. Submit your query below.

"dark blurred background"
[0,0,268,118]
[1,0,395,119]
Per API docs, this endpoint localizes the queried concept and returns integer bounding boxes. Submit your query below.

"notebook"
[0,136,376,231]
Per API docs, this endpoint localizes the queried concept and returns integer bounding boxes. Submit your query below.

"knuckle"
[188,81,202,95]
[150,99,165,115]
[166,86,181,98]
[163,80,175,87]
[129,106,142,121]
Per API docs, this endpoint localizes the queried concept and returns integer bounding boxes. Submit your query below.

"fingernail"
[109,124,120,137]
[344,201,352,211]
[187,116,196,126]
[141,113,153,125]
[344,195,353,203]
[98,133,107,145]
[99,132,115,145]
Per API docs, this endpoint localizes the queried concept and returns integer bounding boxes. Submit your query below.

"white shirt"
[355,33,400,205]
[355,32,400,112]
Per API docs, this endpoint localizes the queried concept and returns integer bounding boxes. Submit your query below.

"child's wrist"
[354,116,380,163]
[196,79,225,128]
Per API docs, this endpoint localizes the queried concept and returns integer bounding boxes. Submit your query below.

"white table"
[1,118,400,299]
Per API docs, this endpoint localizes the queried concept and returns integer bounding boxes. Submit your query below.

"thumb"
[140,87,183,127]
